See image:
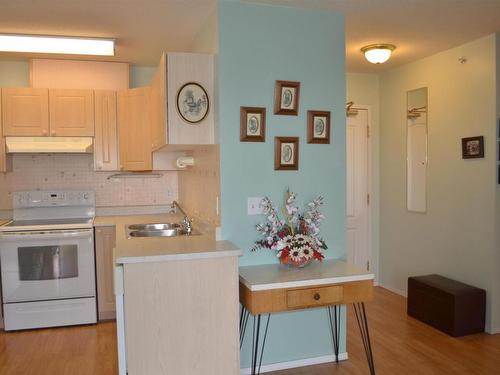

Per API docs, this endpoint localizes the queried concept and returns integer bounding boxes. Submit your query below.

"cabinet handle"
[51,130,56,136]
[42,129,48,136]
[313,293,321,301]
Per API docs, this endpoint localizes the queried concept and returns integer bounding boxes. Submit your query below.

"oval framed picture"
[176,82,210,124]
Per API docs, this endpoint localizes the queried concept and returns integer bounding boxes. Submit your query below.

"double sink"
[126,223,200,238]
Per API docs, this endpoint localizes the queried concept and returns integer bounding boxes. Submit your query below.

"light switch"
[247,197,265,215]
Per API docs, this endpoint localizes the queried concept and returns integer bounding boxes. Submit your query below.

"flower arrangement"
[252,189,327,267]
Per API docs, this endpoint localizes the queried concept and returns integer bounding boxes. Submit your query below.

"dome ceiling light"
[361,44,396,64]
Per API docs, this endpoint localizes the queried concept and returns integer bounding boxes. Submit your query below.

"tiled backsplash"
[0,154,178,210]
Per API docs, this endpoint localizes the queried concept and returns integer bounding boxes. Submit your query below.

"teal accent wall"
[218,0,347,368]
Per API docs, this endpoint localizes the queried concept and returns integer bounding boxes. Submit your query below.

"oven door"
[0,229,95,303]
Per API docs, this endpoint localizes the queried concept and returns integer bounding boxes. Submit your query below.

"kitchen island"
[111,214,242,375]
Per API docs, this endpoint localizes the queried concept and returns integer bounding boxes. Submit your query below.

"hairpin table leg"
[250,314,271,375]
[327,305,341,362]
[353,302,376,375]
[240,305,250,349]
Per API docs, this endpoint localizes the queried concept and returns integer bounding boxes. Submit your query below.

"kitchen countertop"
[94,213,242,264]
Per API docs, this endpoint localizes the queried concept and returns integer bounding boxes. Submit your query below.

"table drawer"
[287,285,343,309]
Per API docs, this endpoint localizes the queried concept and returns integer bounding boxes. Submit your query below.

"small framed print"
[176,82,210,124]
[274,80,300,116]
[275,137,299,170]
[307,110,331,144]
[462,136,484,159]
[240,107,266,142]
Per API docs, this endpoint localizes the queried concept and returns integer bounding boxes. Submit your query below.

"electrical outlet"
[247,197,264,215]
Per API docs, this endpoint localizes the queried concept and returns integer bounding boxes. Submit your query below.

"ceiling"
[0,0,217,66]
[0,0,500,72]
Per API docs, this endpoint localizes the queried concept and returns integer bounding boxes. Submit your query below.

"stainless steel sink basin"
[127,223,182,231]
[126,223,201,238]
[128,229,185,237]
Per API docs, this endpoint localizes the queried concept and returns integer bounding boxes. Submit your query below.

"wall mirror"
[407,87,428,213]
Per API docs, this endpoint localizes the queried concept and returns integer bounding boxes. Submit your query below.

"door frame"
[347,104,374,276]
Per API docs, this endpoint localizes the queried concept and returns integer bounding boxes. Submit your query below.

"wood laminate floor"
[0,287,498,375]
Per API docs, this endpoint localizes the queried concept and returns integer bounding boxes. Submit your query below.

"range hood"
[6,137,94,153]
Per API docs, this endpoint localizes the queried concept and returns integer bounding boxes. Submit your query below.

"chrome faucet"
[172,201,193,234]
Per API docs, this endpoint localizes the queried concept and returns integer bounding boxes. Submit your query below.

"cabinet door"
[49,89,94,136]
[2,88,49,136]
[150,53,167,150]
[95,226,116,320]
[117,87,152,171]
[0,92,9,173]
[167,53,215,144]
[94,91,119,171]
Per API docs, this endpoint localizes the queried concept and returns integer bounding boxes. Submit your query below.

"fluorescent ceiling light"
[361,44,396,64]
[0,34,114,56]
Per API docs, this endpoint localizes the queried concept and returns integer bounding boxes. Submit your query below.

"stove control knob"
[83,193,89,200]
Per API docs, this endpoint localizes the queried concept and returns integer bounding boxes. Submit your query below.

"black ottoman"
[407,274,486,337]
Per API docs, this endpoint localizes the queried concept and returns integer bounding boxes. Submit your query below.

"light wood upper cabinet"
[167,53,215,145]
[94,91,119,171]
[95,226,116,320]
[117,87,152,171]
[2,88,49,136]
[49,89,94,136]
[0,93,11,173]
[150,53,167,150]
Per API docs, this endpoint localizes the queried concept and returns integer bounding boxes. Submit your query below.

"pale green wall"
[494,33,500,334]
[0,60,30,87]
[378,34,497,332]
[218,0,347,367]
[129,65,155,88]
[346,73,380,281]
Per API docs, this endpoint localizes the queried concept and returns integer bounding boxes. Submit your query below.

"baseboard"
[488,327,500,334]
[240,353,348,374]
[379,284,407,297]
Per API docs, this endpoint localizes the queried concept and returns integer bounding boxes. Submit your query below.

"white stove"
[0,190,97,331]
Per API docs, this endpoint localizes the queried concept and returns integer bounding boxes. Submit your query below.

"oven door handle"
[0,229,93,241]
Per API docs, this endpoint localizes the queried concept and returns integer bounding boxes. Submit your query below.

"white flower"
[276,240,287,250]
[289,248,303,262]
[301,246,313,259]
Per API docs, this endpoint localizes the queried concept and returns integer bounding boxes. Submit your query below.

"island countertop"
[96,213,242,264]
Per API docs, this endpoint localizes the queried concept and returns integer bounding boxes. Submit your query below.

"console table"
[239,260,375,375]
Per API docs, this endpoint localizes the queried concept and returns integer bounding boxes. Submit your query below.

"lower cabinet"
[95,226,116,320]
[120,256,240,375]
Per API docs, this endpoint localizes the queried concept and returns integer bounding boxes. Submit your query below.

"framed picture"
[176,82,209,124]
[274,80,300,116]
[240,107,266,142]
[307,110,331,144]
[275,137,299,170]
[462,136,484,159]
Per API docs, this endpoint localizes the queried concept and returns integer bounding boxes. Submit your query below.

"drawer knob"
[313,293,321,301]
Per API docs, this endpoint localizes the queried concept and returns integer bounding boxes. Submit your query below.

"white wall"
[346,73,380,280]
[190,4,219,54]
[378,34,497,332]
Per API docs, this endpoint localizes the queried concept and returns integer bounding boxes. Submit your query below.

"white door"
[346,108,370,271]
